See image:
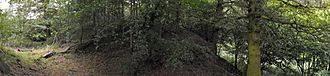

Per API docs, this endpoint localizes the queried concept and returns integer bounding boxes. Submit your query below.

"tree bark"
[208,0,224,54]
[247,0,262,76]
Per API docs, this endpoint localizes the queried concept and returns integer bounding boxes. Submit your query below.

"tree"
[1,0,329,75]
[247,0,263,76]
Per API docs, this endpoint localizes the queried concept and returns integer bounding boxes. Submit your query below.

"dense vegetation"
[1,0,330,76]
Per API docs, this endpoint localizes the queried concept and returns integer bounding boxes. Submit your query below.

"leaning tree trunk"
[247,0,263,76]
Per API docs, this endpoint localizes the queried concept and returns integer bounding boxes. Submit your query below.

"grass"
[1,42,115,75]
[0,44,71,75]
[0,44,62,65]
[0,46,38,65]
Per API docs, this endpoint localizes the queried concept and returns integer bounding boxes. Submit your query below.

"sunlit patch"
[0,0,10,11]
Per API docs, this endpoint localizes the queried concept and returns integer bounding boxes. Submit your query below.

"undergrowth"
[0,44,62,65]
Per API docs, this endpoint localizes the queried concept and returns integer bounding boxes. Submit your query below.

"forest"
[0,0,330,76]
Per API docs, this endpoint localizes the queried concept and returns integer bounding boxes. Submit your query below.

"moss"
[0,46,17,58]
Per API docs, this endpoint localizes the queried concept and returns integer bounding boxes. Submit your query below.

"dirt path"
[39,53,97,76]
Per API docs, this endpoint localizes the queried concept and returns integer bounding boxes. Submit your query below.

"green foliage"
[259,0,330,75]
[1,0,330,75]
[0,13,14,42]
[180,0,216,8]
[26,24,52,42]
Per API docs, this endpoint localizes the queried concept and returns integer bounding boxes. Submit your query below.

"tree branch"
[278,0,327,9]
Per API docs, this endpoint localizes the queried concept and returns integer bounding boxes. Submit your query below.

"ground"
[0,41,242,76]
[0,45,121,76]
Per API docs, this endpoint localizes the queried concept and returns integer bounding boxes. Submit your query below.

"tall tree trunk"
[328,59,330,71]
[80,22,84,47]
[208,0,224,54]
[121,0,125,17]
[234,36,239,67]
[247,0,262,76]
[302,53,305,76]
[216,0,223,16]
